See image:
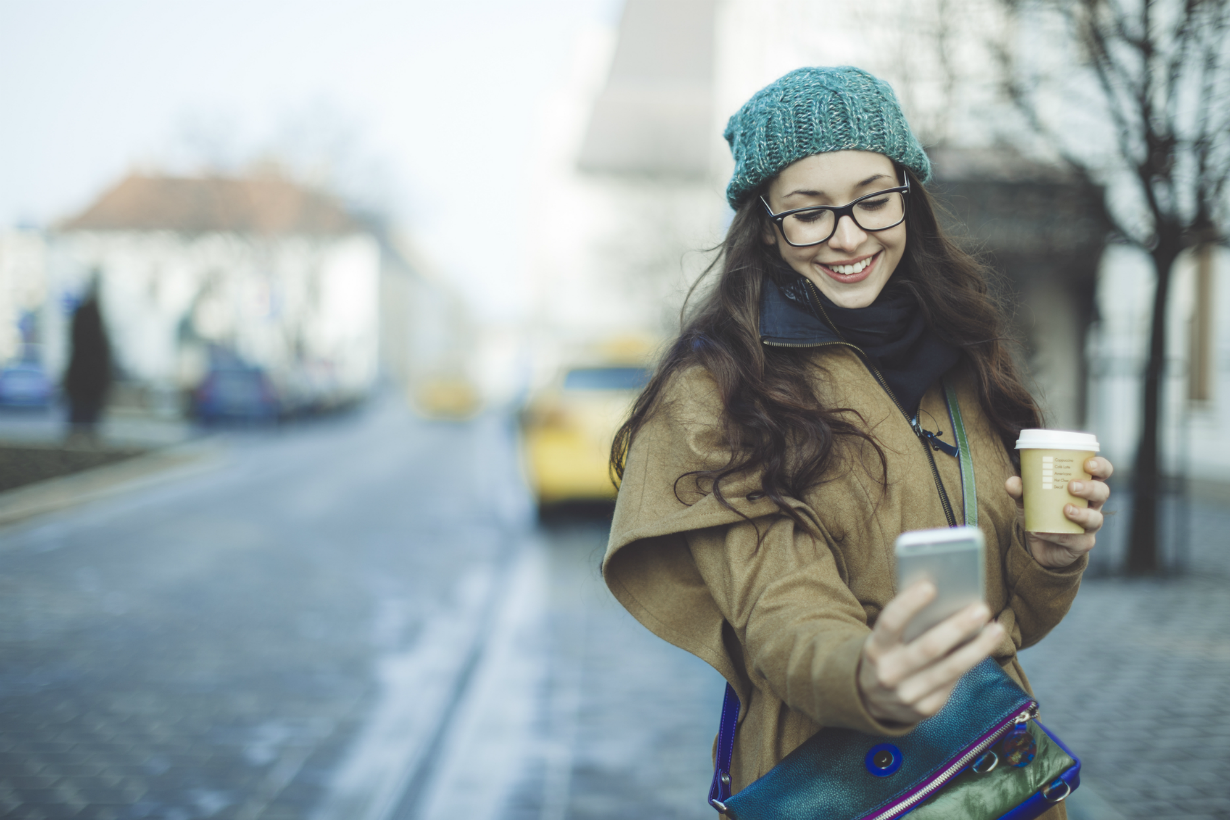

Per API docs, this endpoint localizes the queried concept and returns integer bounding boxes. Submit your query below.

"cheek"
[778,244,811,272]
[880,227,907,267]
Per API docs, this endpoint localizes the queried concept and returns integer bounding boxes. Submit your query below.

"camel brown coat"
[603,349,1083,815]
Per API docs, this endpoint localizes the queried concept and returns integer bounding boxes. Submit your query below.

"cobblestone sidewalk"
[496,517,725,820]
[1020,496,1230,820]
[510,496,1230,820]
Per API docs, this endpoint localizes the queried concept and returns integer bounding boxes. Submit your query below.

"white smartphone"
[894,526,986,643]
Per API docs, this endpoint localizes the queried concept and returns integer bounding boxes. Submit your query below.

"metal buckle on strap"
[709,797,729,814]
[971,751,999,774]
[1041,778,1072,803]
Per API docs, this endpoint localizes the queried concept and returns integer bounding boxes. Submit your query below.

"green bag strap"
[943,378,977,529]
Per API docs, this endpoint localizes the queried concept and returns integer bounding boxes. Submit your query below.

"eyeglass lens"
[781,191,905,246]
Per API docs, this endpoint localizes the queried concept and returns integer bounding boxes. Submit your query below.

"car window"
[562,367,650,391]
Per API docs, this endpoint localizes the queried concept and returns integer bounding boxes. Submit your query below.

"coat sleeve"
[1002,525,1087,650]
[947,368,1087,656]
[685,514,912,737]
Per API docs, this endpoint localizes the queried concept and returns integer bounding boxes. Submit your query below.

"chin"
[831,295,879,309]
[803,275,888,310]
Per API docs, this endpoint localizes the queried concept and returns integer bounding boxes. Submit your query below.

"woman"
[602,66,1111,814]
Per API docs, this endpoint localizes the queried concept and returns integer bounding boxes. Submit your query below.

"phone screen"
[894,526,986,643]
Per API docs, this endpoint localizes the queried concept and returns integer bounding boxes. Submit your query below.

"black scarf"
[758,266,961,416]
[808,279,960,416]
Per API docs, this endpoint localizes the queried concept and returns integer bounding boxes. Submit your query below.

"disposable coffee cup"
[1015,429,1100,534]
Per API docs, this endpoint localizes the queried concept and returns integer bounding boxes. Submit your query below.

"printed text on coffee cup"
[1039,455,1081,491]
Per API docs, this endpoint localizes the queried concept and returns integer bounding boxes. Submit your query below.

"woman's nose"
[827,214,867,252]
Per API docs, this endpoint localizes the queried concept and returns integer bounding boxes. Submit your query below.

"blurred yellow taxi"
[520,363,651,505]
[411,375,482,420]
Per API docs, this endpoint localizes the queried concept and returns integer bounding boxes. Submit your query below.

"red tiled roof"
[59,172,362,234]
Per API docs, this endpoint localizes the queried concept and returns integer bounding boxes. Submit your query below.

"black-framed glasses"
[761,175,910,247]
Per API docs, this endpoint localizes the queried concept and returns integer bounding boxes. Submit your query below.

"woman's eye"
[793,210,829,223]
[858,197,889,211]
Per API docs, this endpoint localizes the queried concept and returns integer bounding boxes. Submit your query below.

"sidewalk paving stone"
[1020,496,1230,820]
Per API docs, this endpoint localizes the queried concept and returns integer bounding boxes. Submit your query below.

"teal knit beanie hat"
[723,66,931,209]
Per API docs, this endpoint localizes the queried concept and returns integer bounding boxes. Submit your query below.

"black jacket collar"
[758,275,841,346]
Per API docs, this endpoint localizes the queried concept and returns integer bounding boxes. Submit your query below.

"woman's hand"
[858,581,1005,726]
[1004,456,1114,569]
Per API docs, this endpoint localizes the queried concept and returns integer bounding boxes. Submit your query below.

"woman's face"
[763,150,906,309]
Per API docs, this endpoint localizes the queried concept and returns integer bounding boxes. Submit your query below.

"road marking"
[313,410,540,820]
[309,562,499,820]
[415,538,550,820]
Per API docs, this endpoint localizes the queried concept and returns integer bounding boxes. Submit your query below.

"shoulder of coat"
[652,364,724,423]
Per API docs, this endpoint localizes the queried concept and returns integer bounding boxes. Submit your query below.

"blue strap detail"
[920,427,959,458]
[709,682,740,811]
[911,411,959,458]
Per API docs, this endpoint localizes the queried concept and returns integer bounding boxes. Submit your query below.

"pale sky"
[0,0,621,320]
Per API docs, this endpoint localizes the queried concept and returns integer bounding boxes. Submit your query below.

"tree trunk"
[1125,237,1183,575]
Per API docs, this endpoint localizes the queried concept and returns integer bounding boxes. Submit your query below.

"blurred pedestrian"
[64,279,111,444]
[604,67,1113,817]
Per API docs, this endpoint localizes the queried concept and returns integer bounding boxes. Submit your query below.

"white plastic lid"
[1015,429,1100,452]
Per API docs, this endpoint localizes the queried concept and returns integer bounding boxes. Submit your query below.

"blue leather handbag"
[706,385,1081,819]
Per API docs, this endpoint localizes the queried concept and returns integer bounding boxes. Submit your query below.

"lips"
[818,252,879,284]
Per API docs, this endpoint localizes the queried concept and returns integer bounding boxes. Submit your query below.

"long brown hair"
[610,168,1041,523]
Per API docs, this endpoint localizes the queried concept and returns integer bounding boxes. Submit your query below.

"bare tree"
[988,0,1230,573]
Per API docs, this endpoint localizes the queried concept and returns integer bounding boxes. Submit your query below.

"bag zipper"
[762,280,958,527]
[862,702,1038,820]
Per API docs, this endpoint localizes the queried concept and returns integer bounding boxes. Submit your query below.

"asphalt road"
[0,398,722,820]
[0,398,530,820]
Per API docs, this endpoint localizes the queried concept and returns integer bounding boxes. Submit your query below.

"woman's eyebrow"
[783,174,893,200]
[857,173,892,187]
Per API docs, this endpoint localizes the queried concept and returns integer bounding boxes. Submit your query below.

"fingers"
[862,606,1006,723]
[1004,475,1023,502]
[902,602,992,673]
[876,602,992,691]
[1085,456,1113,480]
[1064,502,1104,533]
[1027,531,1094,568]
[906,621,1006,716]
[869,581,936,654]
[1068,478,1111,509]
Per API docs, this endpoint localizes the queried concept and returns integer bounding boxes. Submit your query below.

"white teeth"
[829,256,873,275]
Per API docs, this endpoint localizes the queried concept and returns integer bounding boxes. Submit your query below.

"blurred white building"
[522,0,727,386]
[0,228,48,364]
[47,172,380,412]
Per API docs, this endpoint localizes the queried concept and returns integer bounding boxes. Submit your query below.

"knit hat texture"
[723,66,931,209]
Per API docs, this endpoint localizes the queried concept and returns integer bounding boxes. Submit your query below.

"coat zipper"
[762,281,958,527]
[863,702,1038,820]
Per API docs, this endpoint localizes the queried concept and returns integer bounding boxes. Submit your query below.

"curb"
[0,438,225,529]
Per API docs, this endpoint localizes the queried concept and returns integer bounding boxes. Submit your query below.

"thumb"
[1004,475,1024,504]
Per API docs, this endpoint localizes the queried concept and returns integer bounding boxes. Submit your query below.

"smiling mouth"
[820,252,878,277]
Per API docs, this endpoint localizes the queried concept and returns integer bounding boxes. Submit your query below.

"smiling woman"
[761,151,909,308]
[602,65,1113,820]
